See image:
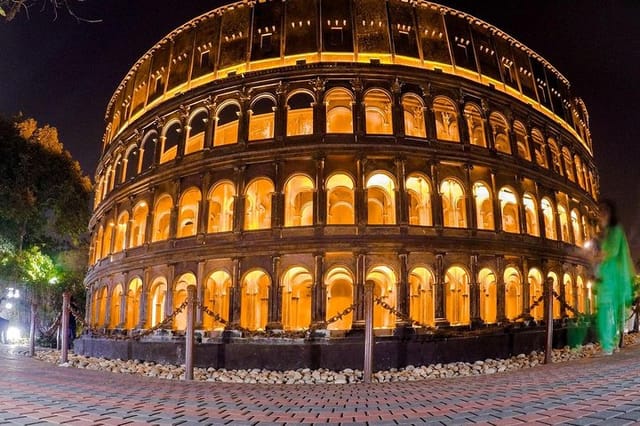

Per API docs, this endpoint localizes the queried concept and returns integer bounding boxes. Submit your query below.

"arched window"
[286,92,314,136]
[140,131,157,172]
[576,276,585,314]
[402,94,426,138]
[284,175,315,227]
[504,267,522,321]
[531,129,547,168]
[528,268,544,320]
[548,138,563,175]
[94,226,104,263]
[152,194,173,242]
[523,193,540,236]
[562,147,575,181]
[113,211,129,253]
[564,273,574,317]
[558,204,570,243]
[571,209,583,246]
[582,215,590,242]
[203,271,232,330]
[149,277,167,327]
[445,266,469,325]
[173,273,196,330]
[94,285,108,327]
[160,121,182,164]
[207,181,235,233]
[490,112,511,154]
[574,155,585,189]
[125,278,142,330]
[541,198,557,240]
[513,121,531,160]
[547,272,561,318]
[325,267,354,331]
[364,89,393,135]
[281,267,312,331]
[110,284,124,328]
[367,266,397,329]
[244,178,274,230]
[406,174,432,226]
[185,109,208,155]
[177,188,201,238]
[249,96,276,141]
[473,182,494,230]
[409,267,434,326]
[440,178,467,228]
[129,201,148,248]
[499,187,520,233]
[241,270,270,331]
[124,146,139,181]
[101,221,114,258]
[433,97,460,142]
[366,173,396,225]
[214,103,240,146]
[478,268,497,323]
[464,104,486,147]
[325,88,354,134]
[326,173,355,225]
[113,154,125,186]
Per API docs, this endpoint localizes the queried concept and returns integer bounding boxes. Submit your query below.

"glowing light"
[4,303,12,310]
[6,326,21,343]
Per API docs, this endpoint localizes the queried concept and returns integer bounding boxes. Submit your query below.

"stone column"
[434,253,449,326]
[421,84,436,140]
[496,256,506,323]
[396,252,410,330]
[233,166,246,234]
[395,157,408,226]
[311,253,326,328]
[391,78,404,138]
[469,254,482,326]
[310,77,326,139]
[228,257,242,329]
[315,156,326,226]
[430,162,443,229]
[267,256,283,331]
[491,170,502,231]
[196,260,206,328]
[351,77,364,141]
[353,252,367,328]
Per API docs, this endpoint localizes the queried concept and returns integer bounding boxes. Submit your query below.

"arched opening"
[214,103,240,146]
[101,221,114,258]
[160,121,182,164]
[185,109,208,155]
[562,147,575,181]
[499,187,520,233]
[94,285,108,327]
[445,266,470,325]
[440,178,467,228]
[433,97,460,142]
[402,94,426,138]
[409,267,434,326]
[326,173,355,225]
[124,147,139,181]
[325,88,353,134]
[548,138,563,175]
[574,155,585,189]
[571,209,583,246]
[490,112,511,154]
[129,201,148,248]
[281,267,312,331]
[528,268,544,320]
[406,174,432,226]
[366,173,396,225]
[149,278,167,327]
[547,272,561,319]
[240,270,270,331]
[531,129,547,168]
[504,267,522,321]
[203,270,231,331]
[249,97,276,141]
[367,266,397,329]
[244,178,274,230]
[177,188,201,238]
[563,273,574,318]
[478,268,497,324]
[113,211,129,253]
[286,92,314,136]
[125,277,142,330]
[325,267,354,331]
[207,181,235,233]
[110,284,124,328]
[541,198,557,240]
[94,226,104,263]
[558,204,570,243]
[464,103,486,147]
[152,194,173,242]
[364,89,393,135]
[473,182,494,230]
[140,131,157,172]
[523,193,540,236]
[173,273,196,330]
[576,276,585,314]
[284,175,315,227]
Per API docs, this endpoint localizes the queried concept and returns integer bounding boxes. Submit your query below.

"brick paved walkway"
[1,344,640,425]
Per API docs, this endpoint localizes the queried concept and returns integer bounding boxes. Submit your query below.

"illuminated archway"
[490,112,511,154]
[286,91,314,136]
[563,273,574,317]
[244,178,274,230]
[203,270,231,330]
[433,96,459,142]
[284,174,315,227]
[513,120,530,160]
[541,198,557,240]
[576,276,585,314]
[325,88,353,134]
[93,285,108,327]
[558,204,570,243]
[445,266,470,325]
[109,284,124,328]
[473,182,494,230]
[326,173,355,225]
[478,268,497,323]
[281,267,312,330]
[523,193,539,236]
[464,103,486,147]
[214,102,240,146]
[528,268,544,320]
[149,277,167,327]
[177,188,201,238]
[185,109,207,155]
[101,221,114,259]
[208,181,235,233]
[547,272,561,318]
[406,174,432,226]
[113,211,128,252]
[499,187,520,233]
[409,267,434,326]
[364,89,393,135]
[249,96,276,141]
[240,270,271,331]
[504,267,522,321]
[571,209,583,246]
[152,194,173,242]
[402,94,426,138]
[366,173,396,225]
[160,120,181,164]
[173,273,196,330]
[325,267,354,331]
[441,178,467,228]
[367,266,397,329]
[129,201,148,247]
[125,277,142,329]
[531,129,547,168]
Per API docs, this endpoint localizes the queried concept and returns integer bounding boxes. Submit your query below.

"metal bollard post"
[184,285,197,380]
[61,292,70,363]
[363,280,374,383]
[544,277,554,364]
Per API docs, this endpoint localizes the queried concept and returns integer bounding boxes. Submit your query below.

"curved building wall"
[84,0,599,365]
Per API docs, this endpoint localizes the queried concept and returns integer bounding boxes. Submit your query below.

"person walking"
[594,199,636,355]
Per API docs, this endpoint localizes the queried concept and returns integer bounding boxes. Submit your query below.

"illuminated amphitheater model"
[79,0,599,369]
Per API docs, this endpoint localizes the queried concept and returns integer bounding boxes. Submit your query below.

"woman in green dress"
[595,200,636,355]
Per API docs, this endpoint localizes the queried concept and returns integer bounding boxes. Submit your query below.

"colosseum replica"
[78,0,599,369]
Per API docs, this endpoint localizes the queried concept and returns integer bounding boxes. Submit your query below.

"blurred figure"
[594,200,636,355]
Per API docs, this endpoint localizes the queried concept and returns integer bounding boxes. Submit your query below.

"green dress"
[595,225,636,353]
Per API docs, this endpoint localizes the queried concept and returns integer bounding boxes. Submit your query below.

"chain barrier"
[38,312,62,338]
[552,290,580,317]
[373,296,436,330]
[511,295,545,322]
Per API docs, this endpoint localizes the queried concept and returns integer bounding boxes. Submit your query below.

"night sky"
[1,1,638,258]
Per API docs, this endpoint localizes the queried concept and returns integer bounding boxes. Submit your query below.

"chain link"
[511,294,545,322]
[373,297,436,330]
[38,313,62,338]
[552,290,580,316]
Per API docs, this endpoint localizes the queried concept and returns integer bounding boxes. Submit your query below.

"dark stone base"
[73,325,582,371]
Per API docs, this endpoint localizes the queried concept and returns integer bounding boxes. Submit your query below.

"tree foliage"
[0,0,99,23]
